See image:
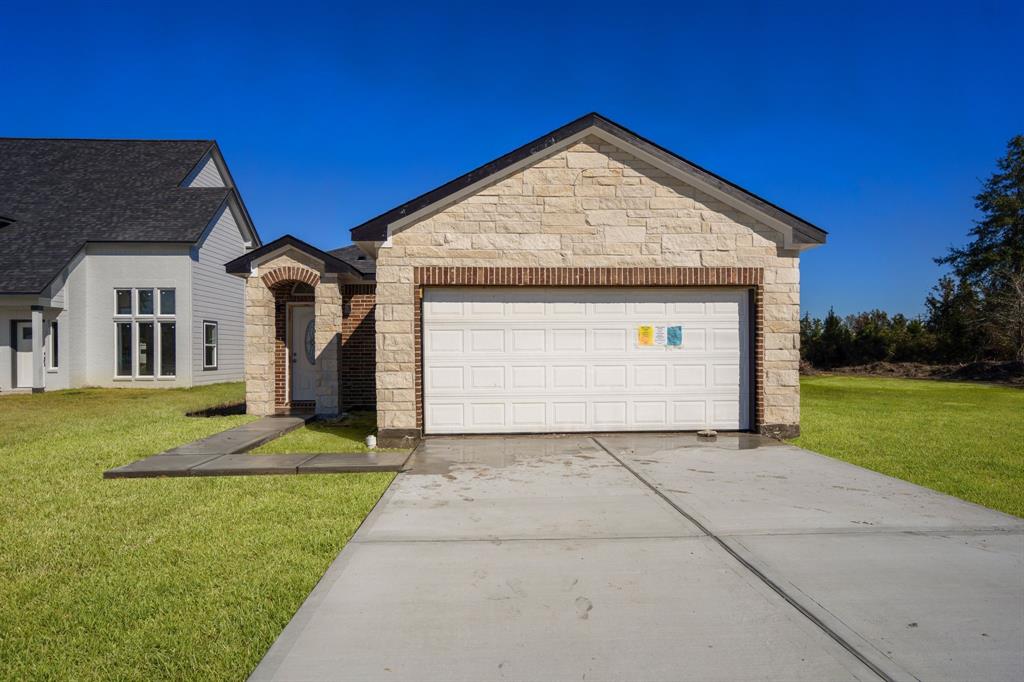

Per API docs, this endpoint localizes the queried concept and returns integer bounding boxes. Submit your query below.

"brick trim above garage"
[414,266,764,287]
[386,266,768,442]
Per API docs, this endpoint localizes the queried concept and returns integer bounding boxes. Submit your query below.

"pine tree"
[934,135,1024,361]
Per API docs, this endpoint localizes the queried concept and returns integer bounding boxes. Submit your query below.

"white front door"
[290,305,316,402]
[423,287,750,434]
[14,321,33,388]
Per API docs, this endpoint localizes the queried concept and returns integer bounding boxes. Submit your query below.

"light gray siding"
[191,203,247,384]
[185,154,226,188]
[80,242,194,387]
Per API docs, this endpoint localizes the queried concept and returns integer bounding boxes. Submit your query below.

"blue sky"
[2,1,1021,317]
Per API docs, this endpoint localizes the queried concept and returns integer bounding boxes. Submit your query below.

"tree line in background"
[802,135,1024,368]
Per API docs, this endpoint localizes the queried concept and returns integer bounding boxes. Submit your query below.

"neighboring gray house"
[0,139,260,392]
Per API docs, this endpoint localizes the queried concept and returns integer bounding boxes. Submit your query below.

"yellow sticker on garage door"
[637,325,654,346]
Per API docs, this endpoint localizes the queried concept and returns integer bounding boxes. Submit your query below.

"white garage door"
[423,287,750,434]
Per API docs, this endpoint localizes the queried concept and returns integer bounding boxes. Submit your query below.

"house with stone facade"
[226,113,825,443]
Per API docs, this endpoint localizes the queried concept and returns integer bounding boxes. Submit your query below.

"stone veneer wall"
[374,135,802,436]
[341,285,377,409]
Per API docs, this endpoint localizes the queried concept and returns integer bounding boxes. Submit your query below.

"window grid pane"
[116,323,132,376]
[159,322,176,377]
[159,289,176,316]
[138,289,154,316]
[116,290,132,315]
[138,322,154,376]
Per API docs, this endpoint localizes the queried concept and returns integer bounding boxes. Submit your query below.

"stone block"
[566,152,607,168]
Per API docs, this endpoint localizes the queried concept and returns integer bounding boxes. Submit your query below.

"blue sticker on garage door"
[667,325,683,347]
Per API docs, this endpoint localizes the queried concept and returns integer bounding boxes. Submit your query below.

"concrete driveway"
[251,434,1024,682]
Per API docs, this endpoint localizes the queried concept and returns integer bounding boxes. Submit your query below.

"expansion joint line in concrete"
[589,437,898,682]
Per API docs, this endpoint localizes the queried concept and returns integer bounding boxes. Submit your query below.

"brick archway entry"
[262,265,323,412]
[244,259,342,417]
[269,279,317,411]
[262,266,321,290]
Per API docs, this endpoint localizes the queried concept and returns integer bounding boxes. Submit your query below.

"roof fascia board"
[224,235,366,278]
[243,243,327,273]
[0,293,54,306]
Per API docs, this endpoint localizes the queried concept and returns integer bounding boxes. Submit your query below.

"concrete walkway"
[249,434,1023,681]
[104,415,410,478]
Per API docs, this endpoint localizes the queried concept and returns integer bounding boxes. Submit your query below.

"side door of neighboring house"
[14,321,33,388]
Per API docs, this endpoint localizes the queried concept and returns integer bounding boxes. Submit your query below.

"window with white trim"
[203,321,218,370]
[113,288,177,378]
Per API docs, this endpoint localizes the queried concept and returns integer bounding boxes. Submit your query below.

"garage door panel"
[469,366,504,390]
[593,301,626,315]
[423,287,750,434]
[633,401,669,425]
[634,301,667,315]
[711,364,740,388]
[711,327,740,351]
[551,365,587,389]
[469,329,504,353]
[552,401,587,426]
[470,402,505,426]
[551,329,586,352]
[672,365,707,387]
[672,401,707,425]
[593,401,628,426]
[427,366,464,391]
[682,328,706,351]
[426,328,464,354]
[428,403,465,428]
[510,301,545,316]
[594,365,627,389]
[511,365,545,389]
[469,301,503,315]
[511,328,545,352]
[712,400,741,424]
[552,301,587,316]
[511,402,545,426]
[634,364,669,388]
[592,328,628,351]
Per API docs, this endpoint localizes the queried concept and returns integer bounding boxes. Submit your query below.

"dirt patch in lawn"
[801,360,1024,387]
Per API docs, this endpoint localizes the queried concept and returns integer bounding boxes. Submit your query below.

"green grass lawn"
[793,376,1024,517]
[0,384,394,681]
[250,412,384,454]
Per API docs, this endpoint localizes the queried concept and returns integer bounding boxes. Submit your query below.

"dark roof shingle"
[327,244,376,275]
[0,138,231,293]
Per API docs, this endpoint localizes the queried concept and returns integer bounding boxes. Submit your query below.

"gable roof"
[0,138,259,294]
[224,234,370,279]
[350,112,827,249]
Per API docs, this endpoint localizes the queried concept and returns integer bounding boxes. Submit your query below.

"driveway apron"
[595,433,1024,682]
[250,434,1022,682]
